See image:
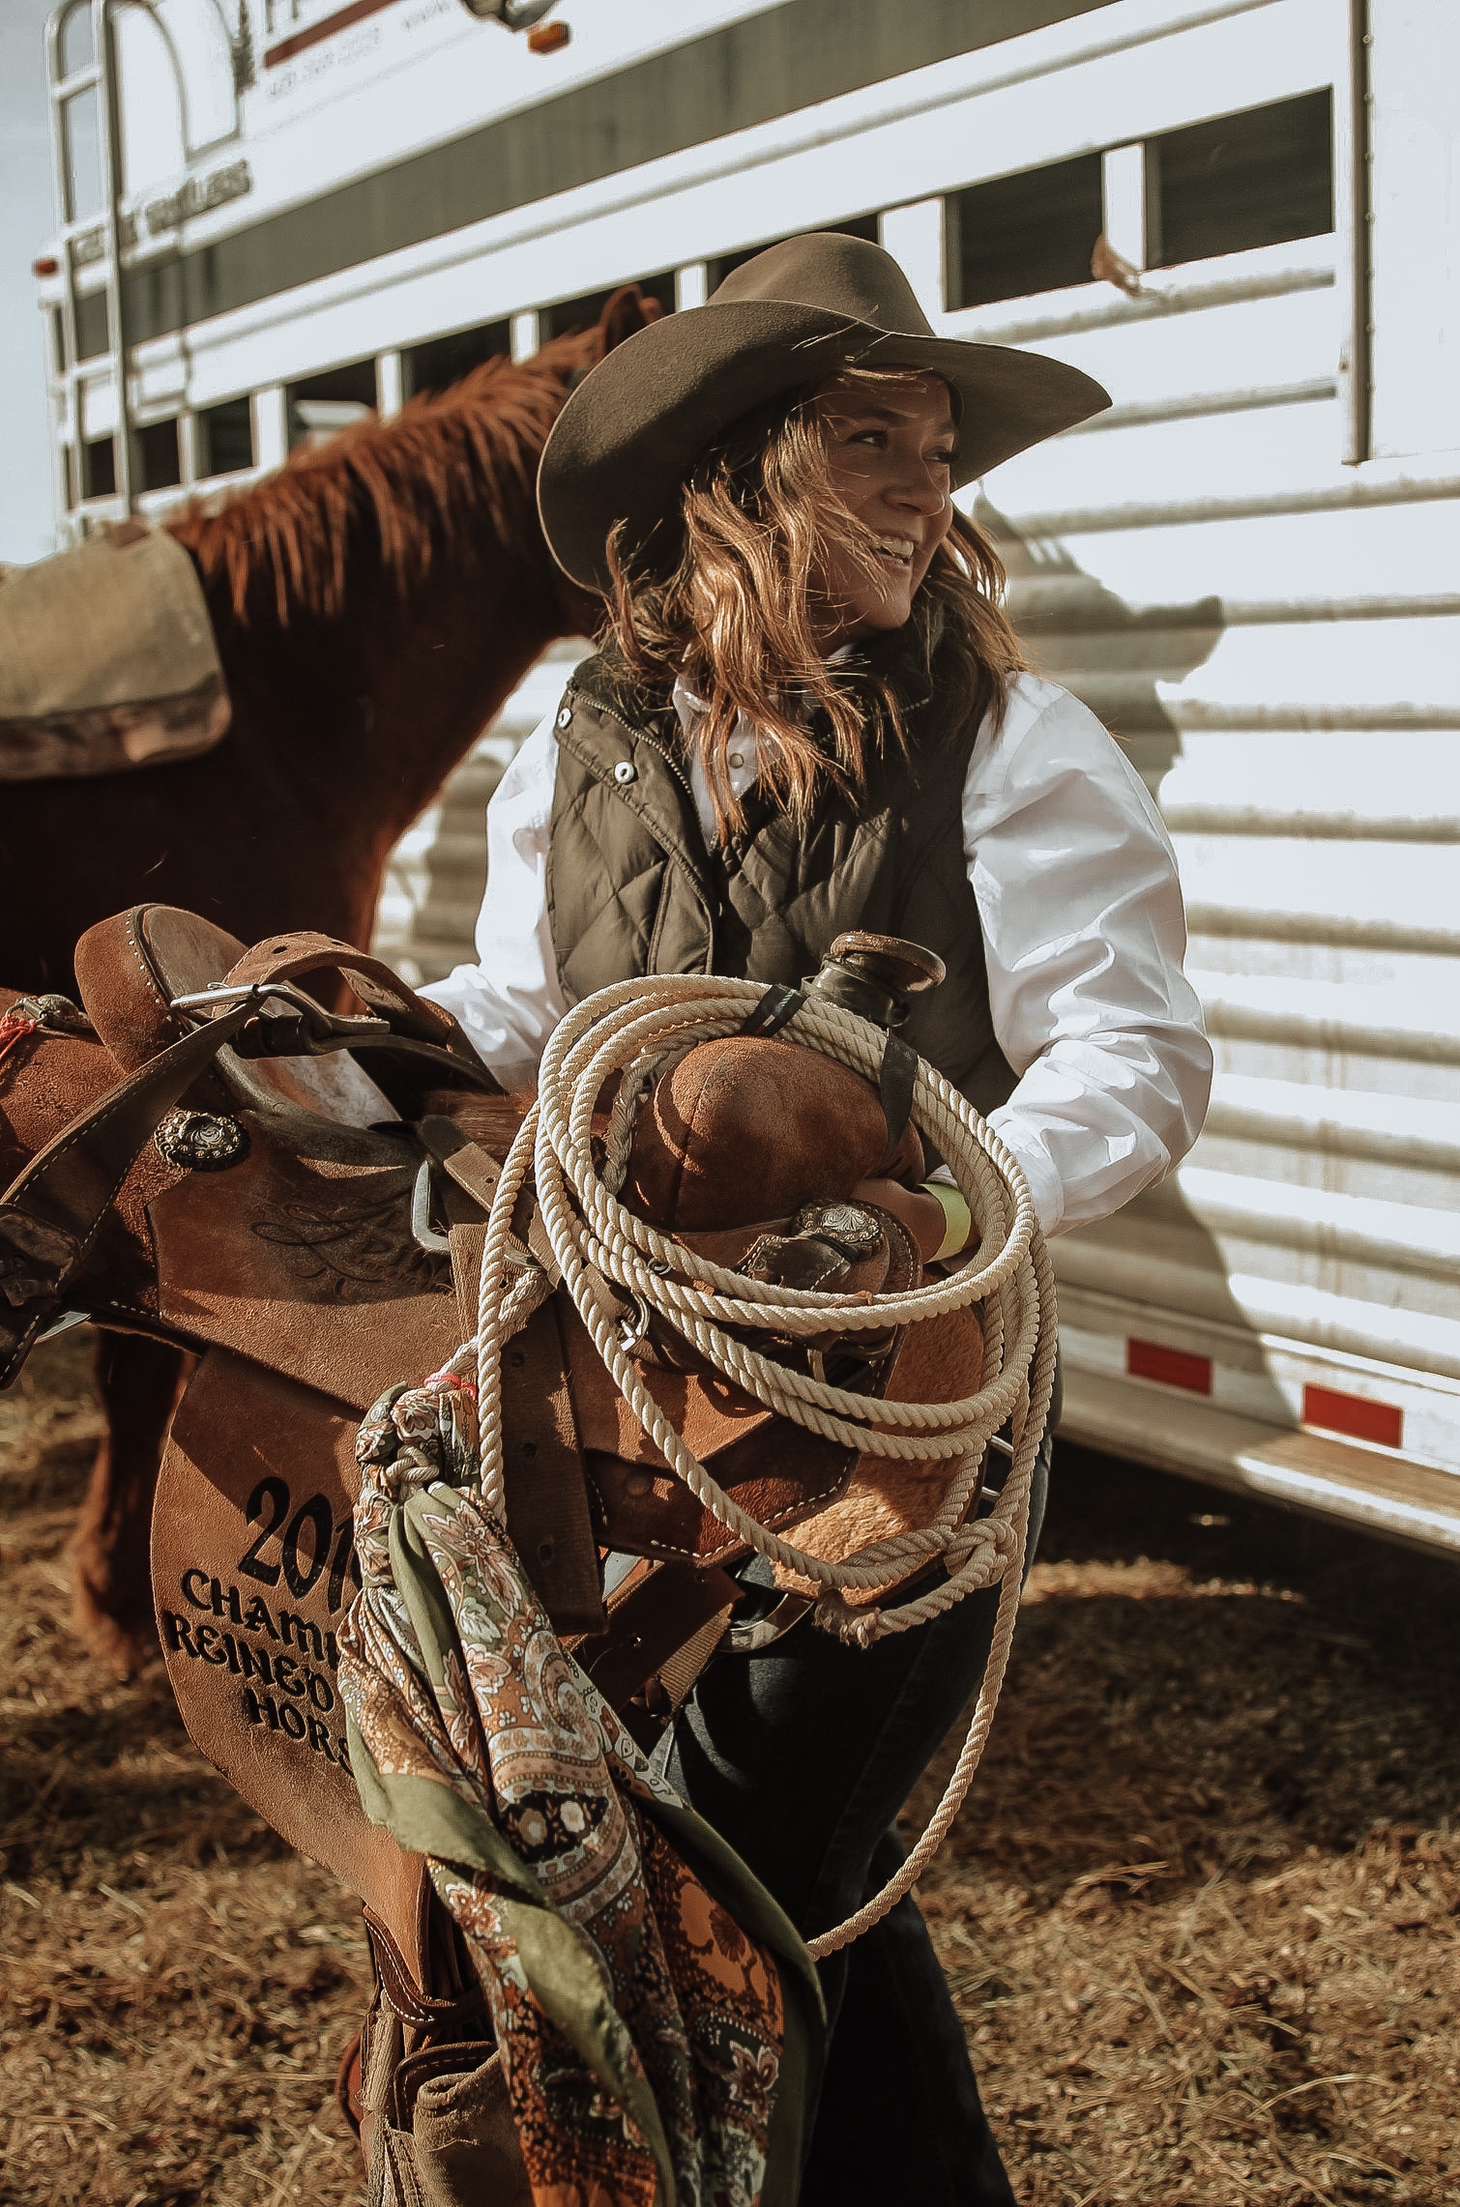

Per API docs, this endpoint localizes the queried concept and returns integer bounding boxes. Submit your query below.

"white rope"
[468,972,1057,1956]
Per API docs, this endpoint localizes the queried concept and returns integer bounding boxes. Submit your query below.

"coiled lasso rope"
[470,974,1058,1958]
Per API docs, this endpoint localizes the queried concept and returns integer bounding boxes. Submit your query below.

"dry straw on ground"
[2,1330,1456,2205]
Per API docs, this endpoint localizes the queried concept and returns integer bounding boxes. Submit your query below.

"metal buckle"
[170,981,389,1054]
[615,1293,653,1357]
[725,1592,813,1654]
[410,1157,451,1254]
[171,979,304,1018]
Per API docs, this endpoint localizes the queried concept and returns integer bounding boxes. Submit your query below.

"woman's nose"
[888,465,948,515]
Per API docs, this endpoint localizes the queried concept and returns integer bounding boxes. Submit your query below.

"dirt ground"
[1,1330,1456,2207]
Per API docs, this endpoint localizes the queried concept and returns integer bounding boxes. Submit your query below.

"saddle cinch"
[0,904,1035,2202]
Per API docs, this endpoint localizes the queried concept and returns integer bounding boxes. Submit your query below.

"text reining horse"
[1,292,654,1667]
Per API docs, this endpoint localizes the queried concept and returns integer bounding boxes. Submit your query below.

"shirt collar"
[673,645,856,730]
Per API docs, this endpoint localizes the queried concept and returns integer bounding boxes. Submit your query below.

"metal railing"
[45,0,135,535]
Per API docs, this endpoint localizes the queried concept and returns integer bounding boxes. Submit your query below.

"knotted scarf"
[338,1370,824,2206]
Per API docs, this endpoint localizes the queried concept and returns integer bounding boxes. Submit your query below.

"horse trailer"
[32,0,1460,1551]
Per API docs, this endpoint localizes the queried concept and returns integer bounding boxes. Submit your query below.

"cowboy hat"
[536,230,1111,593]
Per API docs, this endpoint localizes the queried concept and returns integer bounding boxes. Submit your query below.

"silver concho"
[154,1108,249,1172]
[788,1200,886,1259]
[13,993,92,1035]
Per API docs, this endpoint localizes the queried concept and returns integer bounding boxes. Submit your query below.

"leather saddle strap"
[0,992,259,1384]
[576,1562,740,1740]
[224,932,463,1046]
[214,937,502,1092]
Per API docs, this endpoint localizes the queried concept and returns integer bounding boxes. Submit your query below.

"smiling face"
[809,370,958,650]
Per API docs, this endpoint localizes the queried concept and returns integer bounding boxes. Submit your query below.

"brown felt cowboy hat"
[537,230,1111,593]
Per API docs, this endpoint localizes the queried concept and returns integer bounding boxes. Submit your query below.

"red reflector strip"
[1127,1338,1212,1394]
[1303,1384,1403,1450]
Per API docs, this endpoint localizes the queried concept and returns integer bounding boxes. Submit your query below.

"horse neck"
[201,520,568,851]
[174,351,592,863]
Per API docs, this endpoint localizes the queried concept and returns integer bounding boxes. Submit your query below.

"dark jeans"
[666,1444,1050,2204]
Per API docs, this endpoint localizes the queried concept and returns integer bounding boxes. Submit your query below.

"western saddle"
[0,902,1051,2200]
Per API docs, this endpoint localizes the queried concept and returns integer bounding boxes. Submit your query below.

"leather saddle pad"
[0,525,228,781]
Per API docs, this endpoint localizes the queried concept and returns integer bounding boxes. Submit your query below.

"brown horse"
[1,292,653,1669]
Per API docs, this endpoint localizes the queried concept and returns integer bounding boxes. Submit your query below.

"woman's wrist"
[920,1179,973,1261]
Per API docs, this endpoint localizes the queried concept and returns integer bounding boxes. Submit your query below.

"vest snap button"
[613,759,637,784]
[556,706,572,729]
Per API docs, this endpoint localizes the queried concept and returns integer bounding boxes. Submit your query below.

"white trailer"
[33,0,1460,1548]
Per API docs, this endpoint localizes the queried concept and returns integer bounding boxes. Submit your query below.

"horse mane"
[170,326,593,624]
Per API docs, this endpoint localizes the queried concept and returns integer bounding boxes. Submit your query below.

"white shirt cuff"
[984,1106,1066,1238]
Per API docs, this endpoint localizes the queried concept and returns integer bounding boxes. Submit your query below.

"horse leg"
[72,1333,188,1677]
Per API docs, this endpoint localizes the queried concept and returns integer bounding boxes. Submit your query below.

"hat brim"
[537,299,1111,593]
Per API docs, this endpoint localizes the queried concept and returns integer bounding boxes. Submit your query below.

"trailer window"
[136,418,181,492]
[286,359,378,451]
[198,397,254,479]
[1151,90,1334,267]
[947,154,1104,310]
[708,213,879,291]
[74,289,110,364]
[540,273,676,342]
[406,320,512,399]
[81,435,116,500]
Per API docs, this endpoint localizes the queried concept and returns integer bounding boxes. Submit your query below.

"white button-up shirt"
[423,669,1213,1237]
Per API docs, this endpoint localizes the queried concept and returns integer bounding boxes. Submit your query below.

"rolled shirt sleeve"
[418,708,567,1090]
[969,677,1213,1237]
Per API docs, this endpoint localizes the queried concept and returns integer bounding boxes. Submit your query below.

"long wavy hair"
[602,368,1027,836]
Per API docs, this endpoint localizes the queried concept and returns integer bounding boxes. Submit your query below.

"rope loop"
[464,970,1058,1956]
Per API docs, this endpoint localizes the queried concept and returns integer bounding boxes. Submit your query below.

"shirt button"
[613,759,637,784]
[556,706,572,729]
[729,751,744,769]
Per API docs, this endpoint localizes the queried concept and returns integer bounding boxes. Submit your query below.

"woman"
[424,233,1213,2202]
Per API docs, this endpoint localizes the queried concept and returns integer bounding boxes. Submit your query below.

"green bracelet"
[921,1180,973,1261]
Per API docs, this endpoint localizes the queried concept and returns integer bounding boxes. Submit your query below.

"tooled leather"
[146,1131,462,1414]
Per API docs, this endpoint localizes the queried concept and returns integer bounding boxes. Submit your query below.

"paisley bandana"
[339,1373,823,2206]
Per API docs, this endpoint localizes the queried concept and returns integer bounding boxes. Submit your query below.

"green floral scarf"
[338,1371,824,2206]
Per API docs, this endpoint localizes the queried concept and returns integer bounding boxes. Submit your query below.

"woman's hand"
[850,1177,950,1267]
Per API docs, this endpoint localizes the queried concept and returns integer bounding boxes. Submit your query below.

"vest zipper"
[581,695,720,909]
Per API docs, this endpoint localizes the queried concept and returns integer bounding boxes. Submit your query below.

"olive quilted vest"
[546,645,1017,1116]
